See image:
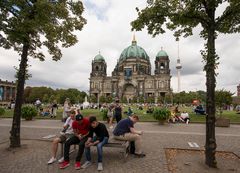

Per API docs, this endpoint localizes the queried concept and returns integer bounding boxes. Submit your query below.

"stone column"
[0,85,3,101]
[3,86,7,101]
[9,87,13,100]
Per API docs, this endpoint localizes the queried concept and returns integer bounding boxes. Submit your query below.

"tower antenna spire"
[176,39,182,93]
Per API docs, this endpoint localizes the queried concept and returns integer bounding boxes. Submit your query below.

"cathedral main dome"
[119,37,150,62]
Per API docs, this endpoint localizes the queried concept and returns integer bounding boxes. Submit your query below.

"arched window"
[95,66,99,71]
[160,63,165,69]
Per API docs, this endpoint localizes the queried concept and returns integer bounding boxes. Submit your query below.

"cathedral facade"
[89,37,171,103]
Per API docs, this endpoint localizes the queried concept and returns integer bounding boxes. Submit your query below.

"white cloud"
[0,0,239,95]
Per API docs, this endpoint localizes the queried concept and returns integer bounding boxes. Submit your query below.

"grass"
[1,105,240,123]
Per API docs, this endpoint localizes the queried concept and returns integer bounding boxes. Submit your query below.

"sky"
[0,0,239,95]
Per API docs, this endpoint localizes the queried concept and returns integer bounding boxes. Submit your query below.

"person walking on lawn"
[59,114,90,170]
[82,116,109,171]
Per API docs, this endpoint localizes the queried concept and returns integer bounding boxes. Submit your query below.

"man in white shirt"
[180,111,190,124]
[48,110,75,164]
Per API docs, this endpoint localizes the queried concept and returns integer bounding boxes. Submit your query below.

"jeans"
[64,135,88,162]
[85,137,109,163]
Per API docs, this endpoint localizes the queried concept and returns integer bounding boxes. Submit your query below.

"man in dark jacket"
[82,116,109,171]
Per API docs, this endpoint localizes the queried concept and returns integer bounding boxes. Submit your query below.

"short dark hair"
[132,115,139,120]
[69,110,76,115]
[89,116,97,123]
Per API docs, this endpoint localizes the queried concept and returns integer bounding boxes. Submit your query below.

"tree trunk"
[10,43,29,148]
[205,23,217,167]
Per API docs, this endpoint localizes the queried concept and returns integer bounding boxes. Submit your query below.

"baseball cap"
[75,114,83,121]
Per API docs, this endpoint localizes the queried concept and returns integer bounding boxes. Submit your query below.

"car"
[194,105,206,115]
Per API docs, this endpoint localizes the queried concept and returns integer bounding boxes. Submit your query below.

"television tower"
[176,40,182,93]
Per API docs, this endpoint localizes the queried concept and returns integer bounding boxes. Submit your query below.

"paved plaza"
[0,118,239,173]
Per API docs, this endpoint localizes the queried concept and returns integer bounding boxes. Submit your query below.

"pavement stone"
[0,118,239,173]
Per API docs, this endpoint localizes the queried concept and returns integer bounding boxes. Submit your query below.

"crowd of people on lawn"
[47,99,145,171]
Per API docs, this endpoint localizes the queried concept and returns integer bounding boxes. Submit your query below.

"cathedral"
[89,36,171,103]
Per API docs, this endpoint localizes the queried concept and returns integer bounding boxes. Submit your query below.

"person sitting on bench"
[82,116,109,171]
[47,110,75,164]
[113,115,145,158]
[59,114,90,170]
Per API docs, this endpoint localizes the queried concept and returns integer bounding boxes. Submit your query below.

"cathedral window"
[124,68,132,78]
[160,63,165,69]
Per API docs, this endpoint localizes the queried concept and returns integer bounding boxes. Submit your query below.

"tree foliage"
[173,90,206,104]
[0,0,86,148]
[215,89,233,115]
[0,0,86,59]
[132,0,240,38]
[23,86,86,104]
[131,0,240,168]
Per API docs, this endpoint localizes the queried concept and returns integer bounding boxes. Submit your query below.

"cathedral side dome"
[93,53,105,62]
[156,50,168,59]
[119,36,150,62]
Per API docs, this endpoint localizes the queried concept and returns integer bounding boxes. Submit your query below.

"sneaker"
[60,131,65,135]
[134,153,146,158]
[81,161,92,169]
[97,162,103,171]
[58,157,64,163]
[59,161,70,169]
[75,162,81,170]
[47,157,56,164]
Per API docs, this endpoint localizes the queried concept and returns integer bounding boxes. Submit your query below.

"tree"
[146,96,154,103]
[121,96,128,103]
[23,86,32,103]
[27,86,54,103]
[106,96,113,103]
[131,0,240,167]
[138,95,145,103]
[0,0,86,148]
[89,95,97,103]
[99,95,106,103]
[215,89,233,116]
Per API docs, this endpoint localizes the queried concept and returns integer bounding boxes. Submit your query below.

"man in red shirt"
[59,114,90,170]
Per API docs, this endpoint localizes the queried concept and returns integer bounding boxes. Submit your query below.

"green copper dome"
[156,50,168,58]
[119,40,150,62]
[94,53,105,62]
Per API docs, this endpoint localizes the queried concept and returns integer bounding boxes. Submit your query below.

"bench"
[104,137,130,159]
[60,137,130,161]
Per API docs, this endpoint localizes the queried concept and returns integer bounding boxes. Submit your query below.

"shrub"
[153,108,171,121]
[21,106,38,120]
[100,108,108,121]
[0,107,5,116]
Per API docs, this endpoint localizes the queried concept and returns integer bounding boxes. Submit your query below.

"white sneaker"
[97,162,103,171]
[58,157,64,163]
[60,131,65,135]
[81,161,91,169]
[47,157,56,164]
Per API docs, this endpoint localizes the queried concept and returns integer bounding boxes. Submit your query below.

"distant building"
[237,84,240,96]
[89,36,171,103]
[0,79,16,102]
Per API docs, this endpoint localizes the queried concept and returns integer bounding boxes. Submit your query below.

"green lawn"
[1,106,240,123]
